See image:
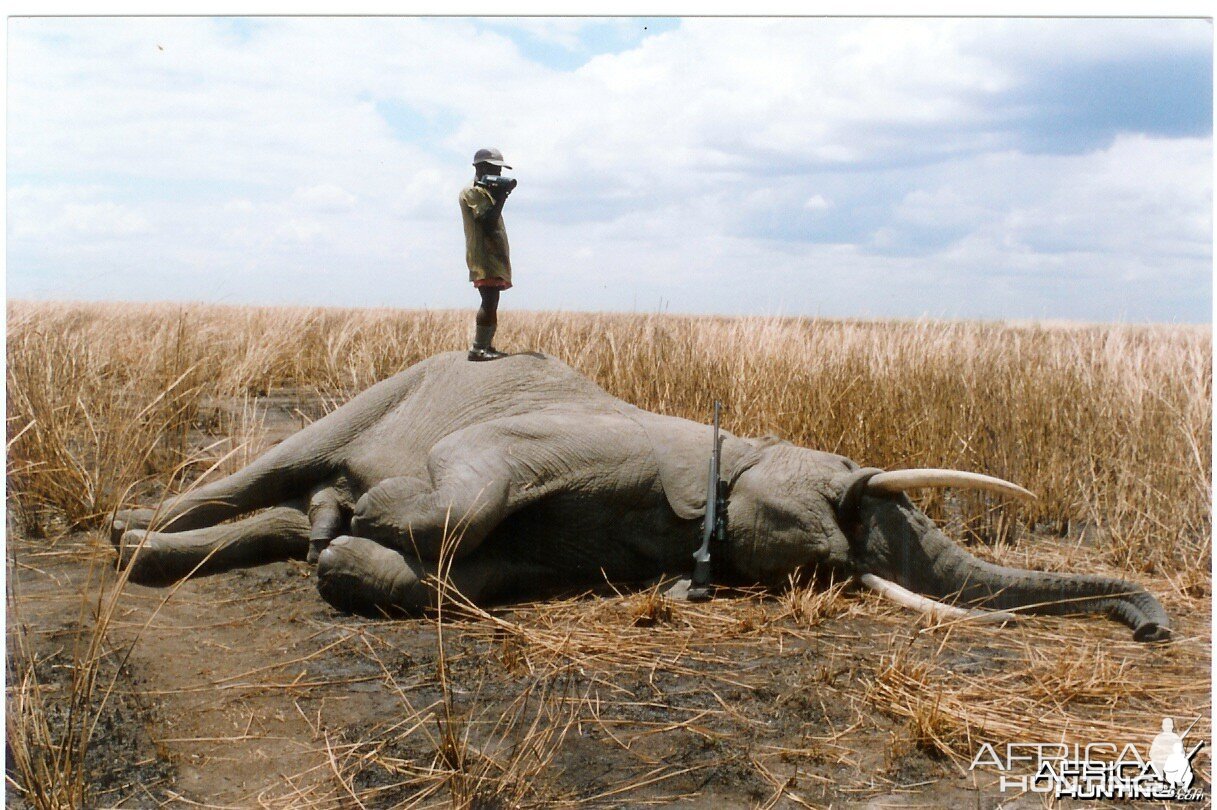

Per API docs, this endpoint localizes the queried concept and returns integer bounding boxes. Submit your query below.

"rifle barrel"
[693,401,722,570]
[690,402,724,595]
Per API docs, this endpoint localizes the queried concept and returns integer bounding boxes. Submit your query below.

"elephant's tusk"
[866,469,1035,502]
[858,573,1018,625]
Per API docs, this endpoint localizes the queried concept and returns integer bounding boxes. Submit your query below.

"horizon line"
[7,297,1212,330]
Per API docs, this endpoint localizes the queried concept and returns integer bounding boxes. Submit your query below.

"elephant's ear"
[632,410,763,520]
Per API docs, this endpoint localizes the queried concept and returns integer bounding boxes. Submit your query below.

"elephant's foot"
[114,507,310,586]
[110,508,157,547]
[315,537,435,616]
[115,529,163,581]
[315,536,518,617]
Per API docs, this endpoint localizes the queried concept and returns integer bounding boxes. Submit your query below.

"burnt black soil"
[6,554,176,808]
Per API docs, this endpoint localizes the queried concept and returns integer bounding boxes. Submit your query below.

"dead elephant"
[111,351,1171,642]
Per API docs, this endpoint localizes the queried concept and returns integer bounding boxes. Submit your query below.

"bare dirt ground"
[8,389,1211,809]
[9,536,1211,809]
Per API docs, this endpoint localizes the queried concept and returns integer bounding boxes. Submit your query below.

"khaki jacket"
[459,183,511,282]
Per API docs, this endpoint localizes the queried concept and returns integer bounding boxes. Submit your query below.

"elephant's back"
[342,351,621,482]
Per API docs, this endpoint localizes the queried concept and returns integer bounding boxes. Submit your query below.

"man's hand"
[478,187,509,224]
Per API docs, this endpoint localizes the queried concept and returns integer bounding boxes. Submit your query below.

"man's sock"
[473,324,496,350]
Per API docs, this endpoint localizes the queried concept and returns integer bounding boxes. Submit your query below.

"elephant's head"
[722,441,1172,642]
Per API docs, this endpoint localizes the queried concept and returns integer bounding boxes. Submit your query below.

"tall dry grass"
[5,300,1211,805]
[8,300,1210,571]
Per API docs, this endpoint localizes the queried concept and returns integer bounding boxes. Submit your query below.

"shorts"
[473,277,512,290]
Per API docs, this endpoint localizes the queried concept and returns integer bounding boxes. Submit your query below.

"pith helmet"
[472,147,512,169]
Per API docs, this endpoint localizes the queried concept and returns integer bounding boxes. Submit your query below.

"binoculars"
[477,175,518,194]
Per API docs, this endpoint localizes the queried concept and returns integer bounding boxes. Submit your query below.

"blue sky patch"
[375,99,461,150]
[213,17,265,45]
[475,18,680,71]
[1004,50,1213,154]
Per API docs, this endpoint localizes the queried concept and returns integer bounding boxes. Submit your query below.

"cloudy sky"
[7,16,1212,322]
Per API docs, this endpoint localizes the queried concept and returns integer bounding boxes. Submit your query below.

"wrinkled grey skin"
[113,352,1171,642]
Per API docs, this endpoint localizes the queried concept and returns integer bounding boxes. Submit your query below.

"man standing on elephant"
[460,148,516,361]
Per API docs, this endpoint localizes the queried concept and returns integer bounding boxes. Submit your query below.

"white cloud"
[274,218,326,244]
[292,184,357,213]
[394,169,453,219]
[8,186,151,240]
[888,135,1211,260]
[477,18,646,52]
[62,202,151,236]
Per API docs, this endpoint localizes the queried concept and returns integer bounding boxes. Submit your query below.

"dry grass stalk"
[781,573,849,628]
[869,618,1211,781]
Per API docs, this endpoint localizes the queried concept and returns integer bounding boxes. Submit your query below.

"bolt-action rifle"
[688,401,728,602]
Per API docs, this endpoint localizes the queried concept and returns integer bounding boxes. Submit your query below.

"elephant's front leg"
[115,506,310,586]
[314,536,540,616]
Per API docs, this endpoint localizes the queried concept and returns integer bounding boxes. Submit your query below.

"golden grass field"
[5,300,1213,807]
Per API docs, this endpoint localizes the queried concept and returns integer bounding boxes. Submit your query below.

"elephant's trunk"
[858,498,1171,642]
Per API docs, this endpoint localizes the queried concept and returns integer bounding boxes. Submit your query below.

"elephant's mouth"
[832,466,1038,622]
[829,467,1170,642]
[833,466,885,560]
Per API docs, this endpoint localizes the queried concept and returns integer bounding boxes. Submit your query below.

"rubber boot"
[468,324,506,361]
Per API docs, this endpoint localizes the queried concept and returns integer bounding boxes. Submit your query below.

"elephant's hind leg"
[315,536,521,617]
[351,474,510,562]
[116,506,310,587]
